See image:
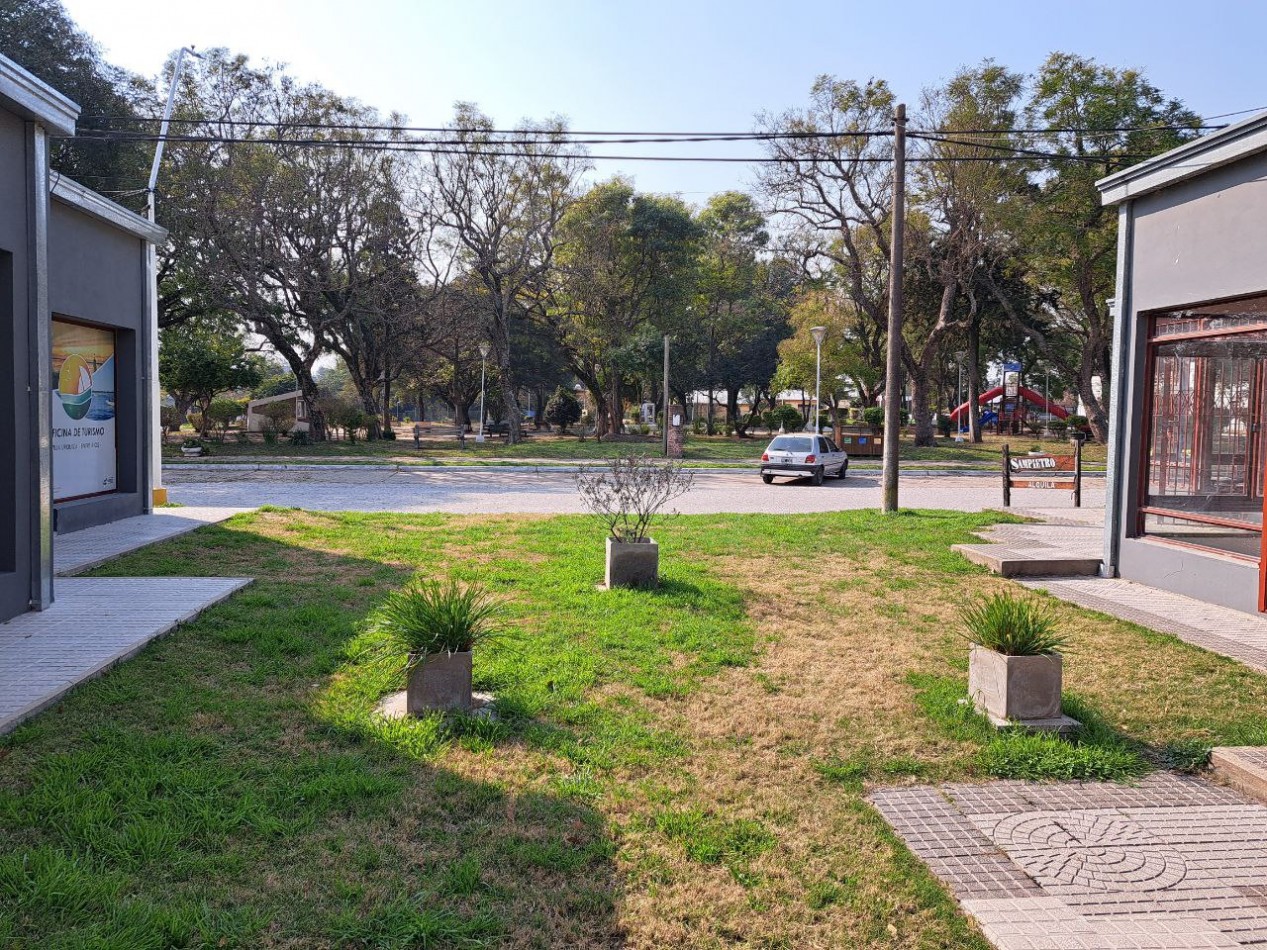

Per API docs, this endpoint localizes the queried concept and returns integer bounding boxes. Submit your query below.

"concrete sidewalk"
[55,506,250,575]
[0,576,251,733]
[1,508,255,734]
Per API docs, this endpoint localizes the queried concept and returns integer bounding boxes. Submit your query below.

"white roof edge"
[51,175,168,244]
[0,53,79,137]
[1097,110,1267,206]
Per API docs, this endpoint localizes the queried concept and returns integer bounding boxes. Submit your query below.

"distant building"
[245,391,310,433]
[1098,111,1267,615]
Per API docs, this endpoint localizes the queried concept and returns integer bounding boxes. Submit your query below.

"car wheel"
[761,473,774,484]
[836,459,848,479]
[812,466,824,486]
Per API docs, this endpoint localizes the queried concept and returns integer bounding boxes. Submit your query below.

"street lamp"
[811,325,827,433]
[953,350,967,443]
[476,341,490,443]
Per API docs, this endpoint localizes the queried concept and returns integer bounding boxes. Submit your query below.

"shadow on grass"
[0,514,629,948]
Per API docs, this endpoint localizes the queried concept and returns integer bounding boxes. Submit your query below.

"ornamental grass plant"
[374,579,500,661]
[960,593,1066,656]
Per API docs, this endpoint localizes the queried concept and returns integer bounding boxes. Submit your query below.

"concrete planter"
[181,446,203,457]
[406,650,473,714]
[968,645,1063,723]
[605,537,659,589]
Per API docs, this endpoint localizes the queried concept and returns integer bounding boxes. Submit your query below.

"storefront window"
[1142,294,1267,561]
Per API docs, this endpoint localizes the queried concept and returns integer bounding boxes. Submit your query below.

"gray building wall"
[1114,151,1267,615]
[0,108,34,622]
[48,199,148,533]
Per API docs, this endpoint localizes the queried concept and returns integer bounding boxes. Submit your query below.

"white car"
[759,433,848,485]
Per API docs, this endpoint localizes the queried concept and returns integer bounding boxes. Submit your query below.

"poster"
[51,319,117,501]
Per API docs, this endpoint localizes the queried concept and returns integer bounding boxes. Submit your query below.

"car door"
[820,436,844,473]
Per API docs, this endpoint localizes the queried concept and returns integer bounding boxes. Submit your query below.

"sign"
[1002,443,1082,507]
[51,319,117,501]
[1004,361,1022,372]
[640,401,656,424]
[1004,370,1020,398]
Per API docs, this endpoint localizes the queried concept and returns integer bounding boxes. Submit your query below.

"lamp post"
[954,350,967,443]
[811,325,827,433]
[476,341,490,443]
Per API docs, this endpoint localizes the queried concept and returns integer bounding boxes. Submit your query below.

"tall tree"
[983,53,1201,441]
[552,178,702,437]
[0,0,151,200]
[421,104,588,444]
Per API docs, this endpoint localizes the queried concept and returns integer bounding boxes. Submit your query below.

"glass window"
[768,436,812,453]
[1142,293,1267,561]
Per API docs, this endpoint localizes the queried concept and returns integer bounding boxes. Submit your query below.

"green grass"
[1,506,1262,946]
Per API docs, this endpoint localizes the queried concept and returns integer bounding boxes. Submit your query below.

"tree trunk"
[911,364,935,447]
[608,371,623,436]
[296,373,327,441]
[452,400,472,432]
[967,317,982,443]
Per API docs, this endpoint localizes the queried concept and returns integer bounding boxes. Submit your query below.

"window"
[1141,294,1267,560]
[768,436,812,453]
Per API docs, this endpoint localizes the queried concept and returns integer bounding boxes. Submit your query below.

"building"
[246,391,310,433]
[1,54,166,623]
[1097,112,1267,615]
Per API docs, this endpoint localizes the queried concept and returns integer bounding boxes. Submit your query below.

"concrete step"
[1210,747,1267,804]
[952,543,1102,578]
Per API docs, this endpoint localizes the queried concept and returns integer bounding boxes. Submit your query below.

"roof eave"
[1097,110,1267,206]
[0,54,79,136]
[51,175,168,245]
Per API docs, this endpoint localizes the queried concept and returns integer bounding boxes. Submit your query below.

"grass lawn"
[164,430,1107,467]
[2,507,1250,947]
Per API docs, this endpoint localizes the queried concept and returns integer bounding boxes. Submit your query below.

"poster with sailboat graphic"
[51,318,117,501]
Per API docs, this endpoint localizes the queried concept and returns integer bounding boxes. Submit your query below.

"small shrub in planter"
[962,594,1070,727]
[575,454,694,589]
[180,438,205,457]
[375,579,500,714]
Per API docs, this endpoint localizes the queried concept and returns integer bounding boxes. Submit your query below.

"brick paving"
[1019,576,1267,675]
[871,774,1267,949]
[55,506,250,575]
[0,576,251,733]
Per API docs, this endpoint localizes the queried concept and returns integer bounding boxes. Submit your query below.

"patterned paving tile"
[869,777,1267,949]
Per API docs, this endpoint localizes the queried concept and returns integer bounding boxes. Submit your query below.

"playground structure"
[948,385,1069,434]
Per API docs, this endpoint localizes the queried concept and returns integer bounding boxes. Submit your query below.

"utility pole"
[662,334,670,457]
[881,103,906,514]
[145,46,200,508]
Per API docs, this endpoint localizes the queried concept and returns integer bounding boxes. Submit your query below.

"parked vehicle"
[759,434,848,486]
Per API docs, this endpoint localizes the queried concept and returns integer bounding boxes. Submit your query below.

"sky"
[61,0,1267,204]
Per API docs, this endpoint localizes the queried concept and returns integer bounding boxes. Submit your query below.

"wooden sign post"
[1003,440,1082,507]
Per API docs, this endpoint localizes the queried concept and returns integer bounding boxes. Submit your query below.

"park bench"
[1002,441,1083,507]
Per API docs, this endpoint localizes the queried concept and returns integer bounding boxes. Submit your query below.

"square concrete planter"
[406,650,473,714]
[605,537,659,589]
[968,644,1063,724]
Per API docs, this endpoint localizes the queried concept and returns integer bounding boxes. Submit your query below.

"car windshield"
[768,437,812,453]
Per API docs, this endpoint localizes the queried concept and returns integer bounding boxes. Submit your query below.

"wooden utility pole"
[882,103,907,514]
[662,334,670,457]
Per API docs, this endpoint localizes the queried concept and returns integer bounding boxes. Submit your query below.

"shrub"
[1049,419,1069,437]
[258,400,296,436]
[206,398,245,441]
[545,386,583,434]
[937,414,952,437]
[374,580,500,659]
[765,405,802,433]
[1066,414,1089,432]
[575,453,695,542]
[159,405,181,434]
[961,594,1066,656]
[862,406,885,430]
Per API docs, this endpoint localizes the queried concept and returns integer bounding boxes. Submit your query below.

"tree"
[158,321,261,432]
[553,178,702,437]
[421,104,588,444]
[0,0,151,200]
[983,53,1201,442]
[693,192,769,433]
[545,386,582,433]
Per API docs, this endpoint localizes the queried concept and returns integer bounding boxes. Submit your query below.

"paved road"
[166,467,1105,515]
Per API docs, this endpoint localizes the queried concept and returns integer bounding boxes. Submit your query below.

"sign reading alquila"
[51,319,118,501]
